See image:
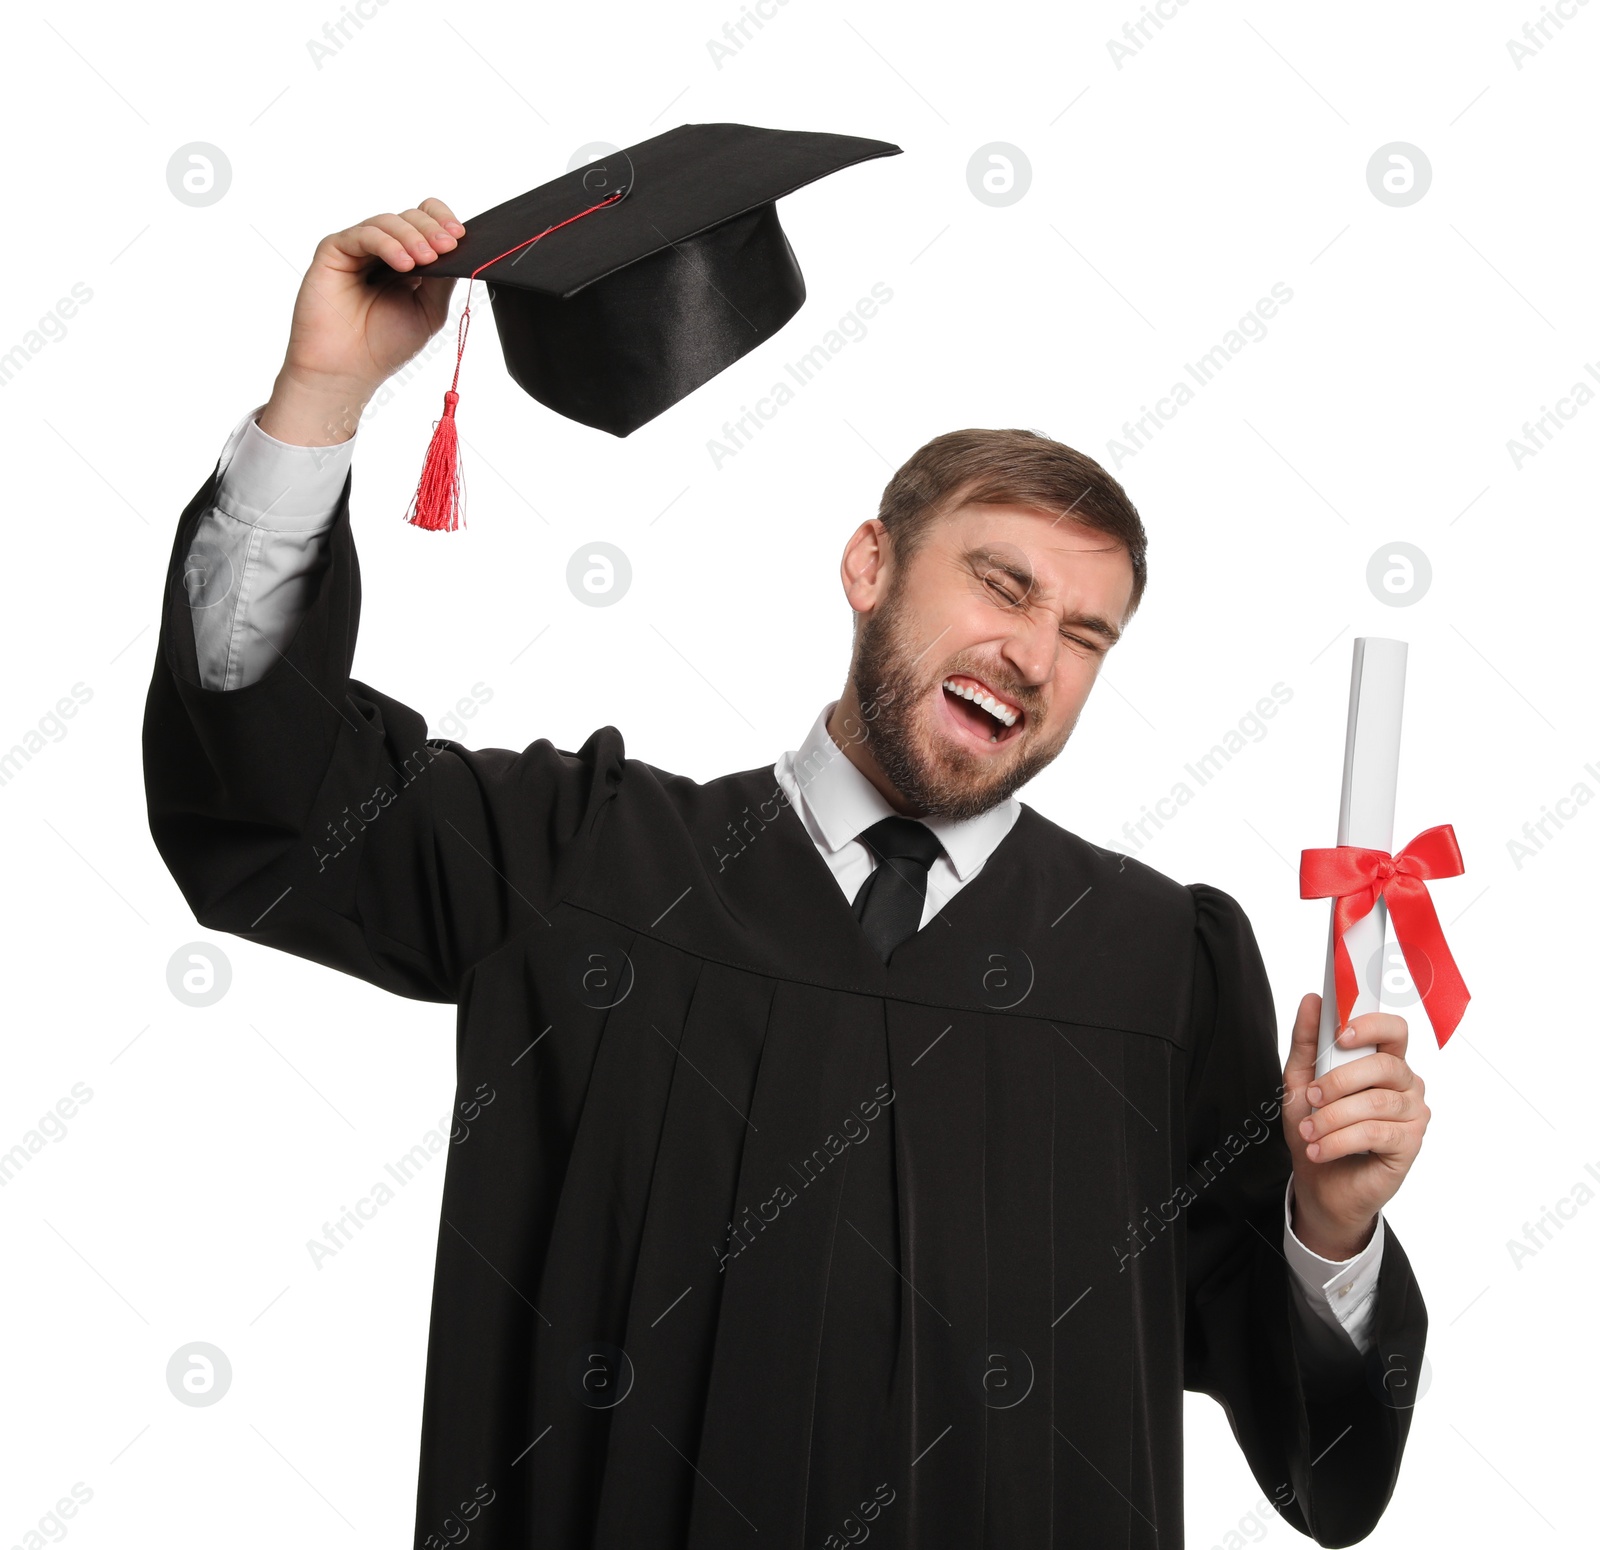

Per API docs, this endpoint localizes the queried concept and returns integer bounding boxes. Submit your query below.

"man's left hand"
[1281,993,1432,1261]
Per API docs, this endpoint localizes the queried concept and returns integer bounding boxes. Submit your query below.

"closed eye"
[979,562,1116,654]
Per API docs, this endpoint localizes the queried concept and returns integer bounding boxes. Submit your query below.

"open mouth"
[939,673,1026,748]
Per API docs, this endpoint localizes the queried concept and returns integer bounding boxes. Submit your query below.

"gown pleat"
[981,1013,1055,1546]
[1048,1020,1140,1546]
[577,953,774,1544]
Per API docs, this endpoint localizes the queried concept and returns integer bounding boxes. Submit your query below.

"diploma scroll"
[1316,637,1408,1081]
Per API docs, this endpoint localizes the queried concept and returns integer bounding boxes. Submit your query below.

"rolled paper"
[1315,637,1408,1080]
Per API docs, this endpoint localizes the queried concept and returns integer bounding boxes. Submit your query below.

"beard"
[846,584,1076,821]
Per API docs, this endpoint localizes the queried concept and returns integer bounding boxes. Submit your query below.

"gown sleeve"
[1182,883,1428,1547]
[142,464,623,1004]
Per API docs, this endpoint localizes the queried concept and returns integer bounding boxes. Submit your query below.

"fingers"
[1302,1116,1417,1164]
[321,199,466,274]
[397,204,462,254]
[1300,1081,1424,1143]
[419,196,467,235]
[320,216,420,275]
[1335,1010,1409,1060]
[364,212,451,268]
[1299,1049,1431,1163]
[1308,1049,1420,1109]
[1283,992,1321,1088]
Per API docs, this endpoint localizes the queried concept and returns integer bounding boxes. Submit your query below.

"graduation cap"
[397,121,902,530]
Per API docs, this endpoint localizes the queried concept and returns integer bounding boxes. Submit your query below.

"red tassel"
[406,389,464,531]
[400,189,624,532]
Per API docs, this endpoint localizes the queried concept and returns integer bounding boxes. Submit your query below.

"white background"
[2,1,1594,1545]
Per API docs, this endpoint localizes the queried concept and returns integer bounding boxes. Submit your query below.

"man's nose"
[1000,612,1056,686]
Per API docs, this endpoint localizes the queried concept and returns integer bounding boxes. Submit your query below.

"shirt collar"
[783,701,1019,881]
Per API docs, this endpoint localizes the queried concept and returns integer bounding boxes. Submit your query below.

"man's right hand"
[258,197,466,447]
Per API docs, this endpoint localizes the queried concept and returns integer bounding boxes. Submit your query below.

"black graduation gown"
[143,467,1427,1550]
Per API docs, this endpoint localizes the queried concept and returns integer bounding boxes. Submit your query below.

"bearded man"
[143,196,1429,1550]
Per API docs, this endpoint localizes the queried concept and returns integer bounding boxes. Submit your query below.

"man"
[143,198,1430,1548]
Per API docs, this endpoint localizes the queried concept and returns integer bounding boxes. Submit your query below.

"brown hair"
[876,428,1148,615]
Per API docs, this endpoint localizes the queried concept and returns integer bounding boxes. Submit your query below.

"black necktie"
[852,816,944,961]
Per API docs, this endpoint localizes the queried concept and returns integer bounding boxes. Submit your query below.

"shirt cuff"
[1281,1175,1384,1358]
[214,402,355,530]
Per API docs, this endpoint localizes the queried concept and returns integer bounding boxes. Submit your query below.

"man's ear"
[840,519,891,617]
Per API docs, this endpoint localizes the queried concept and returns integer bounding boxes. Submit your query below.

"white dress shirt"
[185,404,1387,1363]
[774,702,1022,932]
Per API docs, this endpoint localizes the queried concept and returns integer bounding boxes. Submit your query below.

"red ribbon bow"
[1299,824,1470,1047]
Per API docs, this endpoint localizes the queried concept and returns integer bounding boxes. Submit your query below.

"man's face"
[839,501,1135,820]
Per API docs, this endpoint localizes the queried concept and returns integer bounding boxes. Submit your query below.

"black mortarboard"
[395,122,901,529]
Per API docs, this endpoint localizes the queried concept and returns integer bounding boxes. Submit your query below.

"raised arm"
[143,198,625,1003]
[187,198,464,689]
